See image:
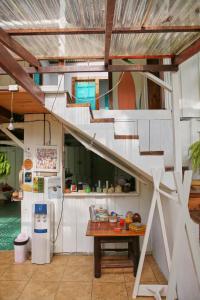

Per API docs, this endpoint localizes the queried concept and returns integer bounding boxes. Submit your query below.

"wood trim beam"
[0,126,24,149]
[0,43,44,104]
[108,59,113,109]
[0,64,178,75]
[105,0,116,65]
[173,38,200,65]
[0,28,40,68]
[110,64,178,72]
[5,26,200,36]
[13,54,173,61]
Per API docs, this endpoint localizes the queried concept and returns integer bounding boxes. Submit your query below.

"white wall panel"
[63,197,77,253]
[149,120,162,151]
[160,120,173,166]
[62,182,152,253]
[76,198,95,252]
[179,53,200,117]
[138,120,150,151]
[23,114,64,252]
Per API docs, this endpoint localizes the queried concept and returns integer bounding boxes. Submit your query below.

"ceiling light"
[8,117,14,131]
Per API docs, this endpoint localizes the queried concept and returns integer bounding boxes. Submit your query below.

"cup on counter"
[119,218,125,226]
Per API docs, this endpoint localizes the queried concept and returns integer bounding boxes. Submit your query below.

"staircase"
[45,93,175,190]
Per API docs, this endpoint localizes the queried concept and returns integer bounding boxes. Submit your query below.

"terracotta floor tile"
[93,268,125,283]
[0,264,9,276]
[0,251,14,265]
[0,264,35,281]
[92,282,128,300]
[0,253,166,299]
[123,258,158,284]
[141,263,157,283]
[0,281,27,300]
[51,254,69,266]
[55,281,92,300]
[123,267,135,283]
[31,265,65,281]
[67,255,93,266]
[125,282,155,300]
[19,280,59,300]
[62,264,93,282]
[146,255,167,284]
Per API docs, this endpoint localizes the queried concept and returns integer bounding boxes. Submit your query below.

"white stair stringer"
[45,94,175,190]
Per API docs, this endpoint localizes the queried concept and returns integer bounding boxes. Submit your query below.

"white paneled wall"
[22,114,64,253]
[63,182,153,253]
[179,53,200,117]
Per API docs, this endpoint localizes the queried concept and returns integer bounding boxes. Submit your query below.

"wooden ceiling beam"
[0,64,178,75]
[5,25,200,36]
[109,64,178,72]
[105,0,116,65]
[0,43,44,104]
[12,54,173,61]
[0,27,40,68]
[173,38,200,65]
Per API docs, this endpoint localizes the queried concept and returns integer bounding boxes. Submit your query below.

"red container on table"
[119,218,125,226]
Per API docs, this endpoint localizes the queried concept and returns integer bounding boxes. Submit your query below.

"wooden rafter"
[0,28,40,68]
[5,26,200,36]
[0,64,178,75]
[0,43,44,104]
[173,37,200,65]
[105,0,116,65]
[13,54,173,61]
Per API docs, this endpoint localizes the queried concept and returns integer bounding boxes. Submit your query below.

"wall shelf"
[64,192,139,197]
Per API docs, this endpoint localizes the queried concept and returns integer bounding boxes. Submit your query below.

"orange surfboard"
[118,72,136,109]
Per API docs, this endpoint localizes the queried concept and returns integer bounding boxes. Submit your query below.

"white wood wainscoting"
[62,182,153,253]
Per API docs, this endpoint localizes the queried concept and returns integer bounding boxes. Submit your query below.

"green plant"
[189,140,200,172]
[0,152,11,178]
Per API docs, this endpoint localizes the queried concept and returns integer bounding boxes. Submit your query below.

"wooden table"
[86,221,145,278]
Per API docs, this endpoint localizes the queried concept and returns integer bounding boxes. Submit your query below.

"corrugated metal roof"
[0,0,199,58]
[14,34,105,58]
[0,0,106,29]
[111,32,200,56]
[114,0,200,27]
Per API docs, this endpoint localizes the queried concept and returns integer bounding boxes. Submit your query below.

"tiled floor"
[0,251,167,300]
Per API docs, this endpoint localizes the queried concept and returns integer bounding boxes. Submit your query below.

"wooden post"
[108,59,113,109]
[171,72,182,176]
[94,237,101,278]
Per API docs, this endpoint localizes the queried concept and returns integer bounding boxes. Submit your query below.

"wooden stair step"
[189,197,200,210]
[91,118,114,123]
[66,103,94,118]
[190,193,200,198]
[189,210,200,224]
[114,134,139,140]
[66,103,90,108]
[165,166,189,172]
[191,180,200,187]
[140,151,164,156]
